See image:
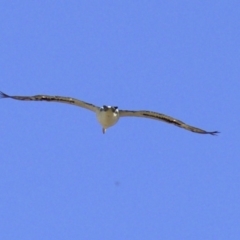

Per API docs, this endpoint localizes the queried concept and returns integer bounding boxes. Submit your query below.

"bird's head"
[100,105,119,113]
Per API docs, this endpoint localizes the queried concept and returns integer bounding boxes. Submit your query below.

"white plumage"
[0,91,219,135]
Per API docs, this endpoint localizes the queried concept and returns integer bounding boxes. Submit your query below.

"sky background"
[0,1,239,239]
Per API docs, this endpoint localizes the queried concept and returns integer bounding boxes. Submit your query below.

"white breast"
[96,109,120,129]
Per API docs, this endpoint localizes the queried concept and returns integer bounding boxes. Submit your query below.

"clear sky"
[0,1,239,239]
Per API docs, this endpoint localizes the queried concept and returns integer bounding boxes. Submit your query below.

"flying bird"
[0,91,219,135]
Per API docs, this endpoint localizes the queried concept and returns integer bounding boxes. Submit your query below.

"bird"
[0,91,219,135]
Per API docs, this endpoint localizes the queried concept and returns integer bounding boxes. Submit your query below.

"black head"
[100,105,118,112]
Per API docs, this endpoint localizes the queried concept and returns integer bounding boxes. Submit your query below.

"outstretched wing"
[0,91,99,112]
[119,110,219,135]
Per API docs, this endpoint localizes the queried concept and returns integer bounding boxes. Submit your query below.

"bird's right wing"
[0,91,99,112]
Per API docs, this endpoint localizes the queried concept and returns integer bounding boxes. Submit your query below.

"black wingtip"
[208,131,220,136]
[0,91,10,98]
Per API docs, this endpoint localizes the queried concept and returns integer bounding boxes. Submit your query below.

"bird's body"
[97,106,120,133]
[0,91,219,135]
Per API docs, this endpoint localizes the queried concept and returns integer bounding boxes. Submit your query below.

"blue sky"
[0,1,239,239]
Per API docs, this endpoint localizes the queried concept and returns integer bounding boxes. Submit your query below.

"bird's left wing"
[0,91,99,112]
[119,109,219,135]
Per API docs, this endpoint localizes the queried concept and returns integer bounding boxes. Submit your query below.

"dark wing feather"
[0,91,99,112]
[119,110,219,135]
